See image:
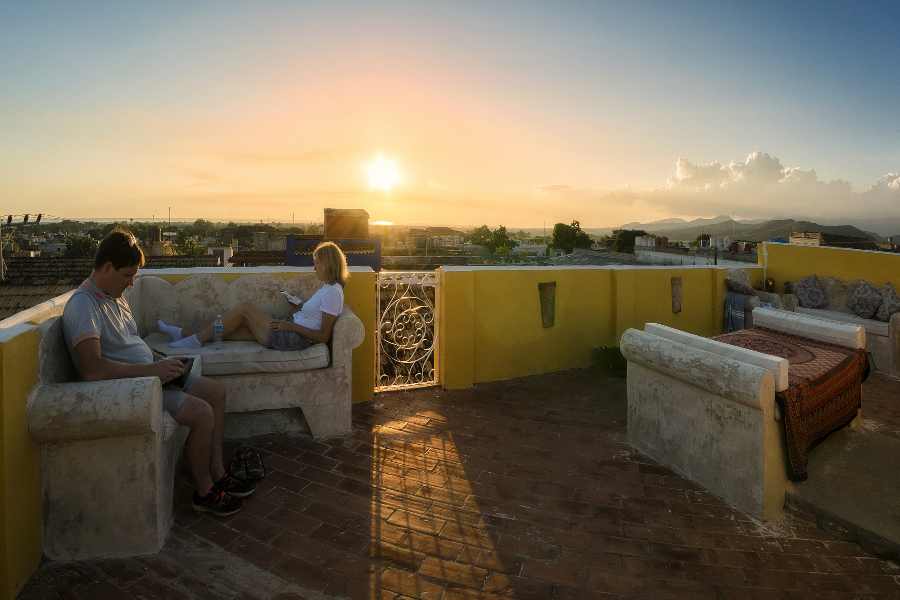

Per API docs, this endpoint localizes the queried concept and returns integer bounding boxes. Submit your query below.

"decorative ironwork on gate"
[376,271,439,391]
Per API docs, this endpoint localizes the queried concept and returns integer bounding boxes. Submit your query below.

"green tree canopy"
[611,229,649,254]
[550,220,592,254]
[190,219,215,239]
[178,236,199,255]
[65,236,98,257]
[467,225,492,246]
[484,225,519,254]
[610,229,649,253]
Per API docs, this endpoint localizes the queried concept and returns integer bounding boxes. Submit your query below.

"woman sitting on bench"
[159,242,349,351]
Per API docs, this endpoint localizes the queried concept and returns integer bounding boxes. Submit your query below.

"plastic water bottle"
[213,315,223,350]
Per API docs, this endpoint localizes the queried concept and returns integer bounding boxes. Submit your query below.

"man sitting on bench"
[62,229,254,516]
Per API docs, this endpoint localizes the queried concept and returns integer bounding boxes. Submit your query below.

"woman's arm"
[272,311,338,344]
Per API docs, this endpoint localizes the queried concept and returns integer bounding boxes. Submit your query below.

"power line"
[1,213,64,225]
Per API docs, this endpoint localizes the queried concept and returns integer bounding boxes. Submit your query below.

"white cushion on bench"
[752,307,865,349]
[794,307,889,337]
[644,323,790,392]
[142,333,329,375]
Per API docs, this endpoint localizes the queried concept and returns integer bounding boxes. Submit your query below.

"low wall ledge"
[620,328,774,410]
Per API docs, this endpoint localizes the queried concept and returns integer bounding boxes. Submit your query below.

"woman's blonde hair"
[314,241,350,287]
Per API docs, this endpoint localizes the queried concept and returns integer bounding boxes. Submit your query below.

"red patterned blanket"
[712,327,869,481]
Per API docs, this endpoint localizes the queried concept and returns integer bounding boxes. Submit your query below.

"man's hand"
[147,358,185,384]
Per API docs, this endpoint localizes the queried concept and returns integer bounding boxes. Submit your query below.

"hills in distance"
[579,215,886,243]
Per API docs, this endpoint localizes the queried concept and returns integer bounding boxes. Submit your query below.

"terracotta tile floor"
[18,368,900,599]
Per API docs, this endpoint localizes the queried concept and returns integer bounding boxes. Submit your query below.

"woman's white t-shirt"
[292,283,344,330]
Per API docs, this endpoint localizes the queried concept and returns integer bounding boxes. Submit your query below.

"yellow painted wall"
[437,265,763,389]
[760,243,900,294]
[437,269,475,389]
[470,268,613,383]
[0,326,42,600]
[136,268,376,402]
[343,271,375,402]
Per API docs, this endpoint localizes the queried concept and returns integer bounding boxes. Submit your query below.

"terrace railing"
[376,271,439,391]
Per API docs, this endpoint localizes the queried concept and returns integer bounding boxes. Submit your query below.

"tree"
[178,236,198,256]
[515,230,529,240]
[190,219,215,239]
[550,220,592,254]
[65,236,98,257]
[694,233,710,244]
[467,225,492,246]
[485,225,518,254]
[610,229,648,253]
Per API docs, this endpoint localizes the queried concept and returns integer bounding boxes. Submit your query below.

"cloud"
[540,152,900,221]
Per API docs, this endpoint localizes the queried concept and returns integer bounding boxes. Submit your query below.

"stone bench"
[28,316,190,561]
[780,276,899,377]
[134,273,365,439]
[26,271,365,561]
[621,308,864,520]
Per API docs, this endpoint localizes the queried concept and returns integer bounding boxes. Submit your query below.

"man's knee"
[174,396,215,429]
[194,377,226,410]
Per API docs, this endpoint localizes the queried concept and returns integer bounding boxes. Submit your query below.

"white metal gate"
[376,271,439,391]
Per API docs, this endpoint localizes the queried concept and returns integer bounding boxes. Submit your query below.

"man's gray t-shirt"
[62,279,153,379]
[62,278,199,416]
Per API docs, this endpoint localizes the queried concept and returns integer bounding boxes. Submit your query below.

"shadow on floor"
[17,367,900,599]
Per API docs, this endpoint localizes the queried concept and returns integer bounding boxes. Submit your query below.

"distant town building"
[324,208,369,239]
[789,231,876,249]
[511,243,548,257]
[207,244,234,267]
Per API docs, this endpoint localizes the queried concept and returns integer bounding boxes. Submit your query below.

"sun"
[367,157,400,192]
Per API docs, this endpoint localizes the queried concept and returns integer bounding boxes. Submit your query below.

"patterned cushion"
[793,275,828,308]
[875,283,900,322]
[846,281,883,319]
[725,278,756,295]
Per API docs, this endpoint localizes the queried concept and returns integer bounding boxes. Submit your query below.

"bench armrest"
[779,293,799,312]
[890,312,900,339]
[332,305,366,352]
[621,328,775,410]
[29,376,163,443]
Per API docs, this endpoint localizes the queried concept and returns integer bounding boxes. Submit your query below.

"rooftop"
[18,366,900,599]
[548,249,637,267]
[0,256,221,318]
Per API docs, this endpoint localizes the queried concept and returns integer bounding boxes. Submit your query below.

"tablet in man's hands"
[163,356,195,389]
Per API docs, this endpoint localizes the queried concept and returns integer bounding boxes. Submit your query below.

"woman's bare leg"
[183,301,273,345]
[224,323,257,342]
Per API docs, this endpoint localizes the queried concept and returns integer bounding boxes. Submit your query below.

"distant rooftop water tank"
[324,208,370,239]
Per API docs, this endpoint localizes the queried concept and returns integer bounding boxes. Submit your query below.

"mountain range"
[580,215,887,243]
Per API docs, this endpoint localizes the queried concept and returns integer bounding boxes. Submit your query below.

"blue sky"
[1,1,898,227]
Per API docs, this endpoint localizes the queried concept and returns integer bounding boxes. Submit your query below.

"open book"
[280,290,302,306]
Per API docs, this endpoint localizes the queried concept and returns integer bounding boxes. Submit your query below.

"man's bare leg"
[186,377,227,481]
[173,397,216,495]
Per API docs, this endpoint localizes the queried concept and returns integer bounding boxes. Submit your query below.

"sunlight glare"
[367,157,400,192]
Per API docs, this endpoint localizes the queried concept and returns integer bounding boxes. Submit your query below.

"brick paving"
[18,367,900,599]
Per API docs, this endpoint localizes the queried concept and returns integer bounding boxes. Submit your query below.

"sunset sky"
[2,1,898,228]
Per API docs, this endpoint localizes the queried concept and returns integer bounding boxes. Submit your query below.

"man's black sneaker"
[191,489,243,516]
[214,472,256,498]
[245,447,266,480]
